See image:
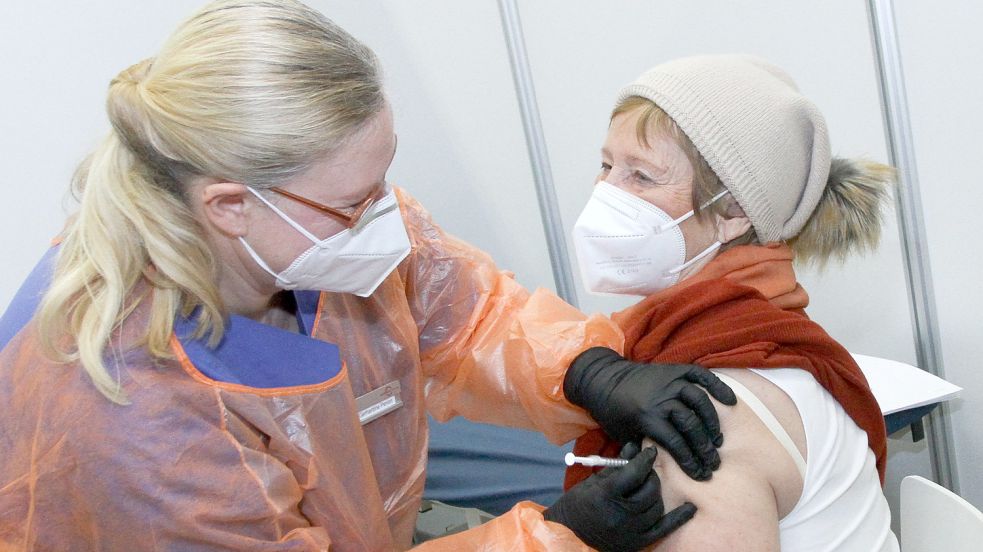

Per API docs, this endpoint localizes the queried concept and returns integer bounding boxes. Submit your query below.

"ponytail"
[789,158,896,266]
[37,79,224,404]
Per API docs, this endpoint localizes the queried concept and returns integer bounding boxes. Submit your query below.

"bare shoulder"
[645,369,806,551]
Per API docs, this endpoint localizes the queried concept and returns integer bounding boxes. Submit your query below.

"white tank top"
[721,368,899,552]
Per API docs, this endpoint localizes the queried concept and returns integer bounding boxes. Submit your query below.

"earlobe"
[716,213,752,244]
[199,182,251,238]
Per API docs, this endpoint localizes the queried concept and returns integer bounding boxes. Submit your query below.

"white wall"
[322,1,557,292]
[0,0,977,527]
[0,1,204,300]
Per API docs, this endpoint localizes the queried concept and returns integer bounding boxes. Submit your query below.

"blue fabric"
[424,415,571,516]
[294,290,321,337]
[174,311,342,389]
[0,243,341,389]
[0,247,58,350]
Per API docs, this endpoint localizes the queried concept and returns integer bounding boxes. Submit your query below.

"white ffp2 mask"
[572,181,727,297]
[240,187,411,297]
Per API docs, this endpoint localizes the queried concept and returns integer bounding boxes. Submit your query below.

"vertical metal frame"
[497,0,579,307]
[866,0,958,491]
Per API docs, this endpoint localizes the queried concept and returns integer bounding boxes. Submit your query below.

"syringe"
[564,452,630,468]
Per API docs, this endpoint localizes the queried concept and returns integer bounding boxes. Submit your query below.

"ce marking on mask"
[596,256,652,275]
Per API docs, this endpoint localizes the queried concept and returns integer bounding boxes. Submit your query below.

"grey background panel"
[894,0,982,511]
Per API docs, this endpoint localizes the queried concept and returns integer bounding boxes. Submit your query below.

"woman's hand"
[544,443,696,551]
[564,347,737,480]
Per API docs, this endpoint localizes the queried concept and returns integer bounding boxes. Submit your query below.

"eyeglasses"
[268,182,388,231]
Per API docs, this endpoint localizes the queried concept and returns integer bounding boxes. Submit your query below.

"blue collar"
[0,246,340,390]
[174,292,341,389]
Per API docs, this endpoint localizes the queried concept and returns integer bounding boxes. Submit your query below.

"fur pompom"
[789,158,896,266]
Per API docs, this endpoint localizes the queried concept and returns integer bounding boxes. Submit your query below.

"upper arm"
[650,449,781,551]
[644,391,796,551]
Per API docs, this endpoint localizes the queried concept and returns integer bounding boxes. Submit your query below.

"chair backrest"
[901,475,983,552]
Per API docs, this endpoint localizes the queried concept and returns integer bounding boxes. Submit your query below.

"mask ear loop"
[662,188,731,276]
[247,187,323,244]
[667,242,722,275]
[239,187,322,288]
[657,189,731,233]
[238,236,286,282]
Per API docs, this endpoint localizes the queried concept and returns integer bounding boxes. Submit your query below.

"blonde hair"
[612,96,894,259]
[37,0,384,403]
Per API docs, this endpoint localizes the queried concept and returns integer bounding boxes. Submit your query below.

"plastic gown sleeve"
[397,189,624,445]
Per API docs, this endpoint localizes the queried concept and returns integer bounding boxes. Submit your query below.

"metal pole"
[865,0,958,492]
[496,0,579,307]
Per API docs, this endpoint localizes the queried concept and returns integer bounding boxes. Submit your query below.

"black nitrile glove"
[565,347,737,480]
[544,443,696,551]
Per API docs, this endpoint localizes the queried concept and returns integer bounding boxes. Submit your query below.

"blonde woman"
[0,1,738,550]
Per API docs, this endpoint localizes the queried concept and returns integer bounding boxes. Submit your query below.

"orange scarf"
[565,243,886,489]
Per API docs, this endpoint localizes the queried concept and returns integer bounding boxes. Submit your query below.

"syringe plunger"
[564,452,630,468]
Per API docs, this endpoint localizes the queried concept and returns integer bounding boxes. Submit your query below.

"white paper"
[852,353,962,415]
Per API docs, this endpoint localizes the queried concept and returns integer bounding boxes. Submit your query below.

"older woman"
[0,2,744,551]
[564,55,900,551]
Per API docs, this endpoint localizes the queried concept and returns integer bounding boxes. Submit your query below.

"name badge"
[356,381,403,425]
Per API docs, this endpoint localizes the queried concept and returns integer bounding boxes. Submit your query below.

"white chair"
[901,475,983,552]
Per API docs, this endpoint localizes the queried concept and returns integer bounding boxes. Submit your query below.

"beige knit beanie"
[618,54,831,242]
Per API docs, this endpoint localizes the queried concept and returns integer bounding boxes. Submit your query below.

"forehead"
[605,110,688,163]
[292,106,395,198]
[329,106,395,170]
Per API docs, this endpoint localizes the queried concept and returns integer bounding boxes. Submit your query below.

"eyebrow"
[626,154,658,170]
[600,147,662,174]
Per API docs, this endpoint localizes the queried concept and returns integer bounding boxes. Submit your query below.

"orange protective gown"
[0,188,620,551]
